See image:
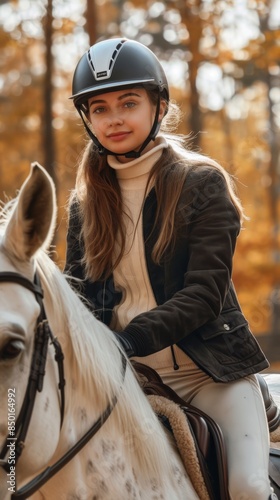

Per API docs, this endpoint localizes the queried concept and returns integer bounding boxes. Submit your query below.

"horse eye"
[1,340,25,360]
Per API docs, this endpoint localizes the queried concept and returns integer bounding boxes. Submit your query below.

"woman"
[65,37,276,499]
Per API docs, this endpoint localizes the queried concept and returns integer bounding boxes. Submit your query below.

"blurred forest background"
[0,0,280,365]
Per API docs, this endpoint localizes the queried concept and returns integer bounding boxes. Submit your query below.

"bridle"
[0,270,127,499]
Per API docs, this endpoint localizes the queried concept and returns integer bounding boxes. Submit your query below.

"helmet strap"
[77,90,162,159]
[77,108,106,154]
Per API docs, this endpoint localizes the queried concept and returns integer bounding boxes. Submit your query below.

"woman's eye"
[93,108,102,114]
[91,106,105,114]
[124,101,136,108]
[1,340,24,360]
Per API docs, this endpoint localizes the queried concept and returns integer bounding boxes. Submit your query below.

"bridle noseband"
[0,270,127,499]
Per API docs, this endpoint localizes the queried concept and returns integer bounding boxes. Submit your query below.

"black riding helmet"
[70,38,169,158]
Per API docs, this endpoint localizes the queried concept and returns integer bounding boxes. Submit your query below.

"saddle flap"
[132,361,230,500]
[185,411,210,457]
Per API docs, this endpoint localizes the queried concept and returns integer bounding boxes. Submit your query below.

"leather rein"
[0,271,127,499]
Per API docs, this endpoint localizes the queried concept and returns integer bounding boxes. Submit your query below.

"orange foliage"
[0,0,280,340]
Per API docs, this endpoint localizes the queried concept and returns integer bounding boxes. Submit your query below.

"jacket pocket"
[198,309,260,365]
[199,309,248,340]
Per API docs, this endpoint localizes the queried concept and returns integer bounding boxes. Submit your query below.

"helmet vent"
[87,38,127,82]
[87,51,96,74]
[108,40,126,71]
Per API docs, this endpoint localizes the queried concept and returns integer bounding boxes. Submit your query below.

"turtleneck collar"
[107,136,168,181]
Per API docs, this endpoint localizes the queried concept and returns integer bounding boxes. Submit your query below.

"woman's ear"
[158,99,168,121]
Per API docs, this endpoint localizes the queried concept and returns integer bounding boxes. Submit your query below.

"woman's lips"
[107,131,131,141]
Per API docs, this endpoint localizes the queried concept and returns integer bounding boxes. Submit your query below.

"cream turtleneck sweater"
[107,137,188,370]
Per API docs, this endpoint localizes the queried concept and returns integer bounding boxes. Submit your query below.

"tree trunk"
[86,0,98,45]
[179,0,203,148]
[42,0,57,247]
[42,0,56,185]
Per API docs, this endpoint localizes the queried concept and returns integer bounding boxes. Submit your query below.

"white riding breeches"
[157,352,272,500]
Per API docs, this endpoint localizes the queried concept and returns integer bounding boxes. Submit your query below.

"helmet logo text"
[97,71,108,79]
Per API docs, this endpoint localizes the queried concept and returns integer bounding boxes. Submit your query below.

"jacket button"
[223,323,230,330]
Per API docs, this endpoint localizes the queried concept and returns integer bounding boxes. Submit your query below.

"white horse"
[0,164,201,499]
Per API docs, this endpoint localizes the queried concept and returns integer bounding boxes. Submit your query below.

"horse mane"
[33,249,175,483]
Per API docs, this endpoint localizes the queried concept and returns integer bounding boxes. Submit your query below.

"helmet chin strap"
[77,93,162,159]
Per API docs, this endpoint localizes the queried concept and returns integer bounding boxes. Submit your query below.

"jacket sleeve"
[119,169,242,357]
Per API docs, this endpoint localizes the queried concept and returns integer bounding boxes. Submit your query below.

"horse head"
[0,164,61,497]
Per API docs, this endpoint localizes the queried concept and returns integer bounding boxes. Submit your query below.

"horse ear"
[3,162,57,261]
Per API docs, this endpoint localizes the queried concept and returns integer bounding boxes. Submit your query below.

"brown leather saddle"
[132,361,280,500]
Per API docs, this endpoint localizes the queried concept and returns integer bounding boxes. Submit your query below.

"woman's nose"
[107,111,124,126]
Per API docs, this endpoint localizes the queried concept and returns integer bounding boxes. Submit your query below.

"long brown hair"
[72,101,244,281]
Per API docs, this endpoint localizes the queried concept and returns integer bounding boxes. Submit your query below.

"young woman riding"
[65,37,276,500]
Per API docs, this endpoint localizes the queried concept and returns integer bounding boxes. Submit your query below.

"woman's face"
[87,88,166,163]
